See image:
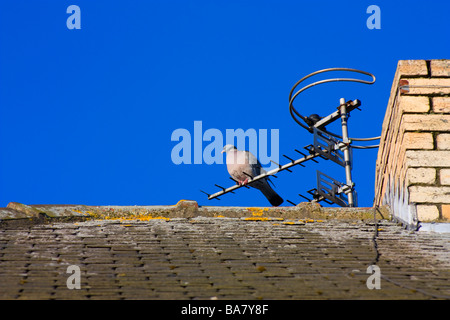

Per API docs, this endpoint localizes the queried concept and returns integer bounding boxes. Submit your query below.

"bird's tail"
[260,184,284,207]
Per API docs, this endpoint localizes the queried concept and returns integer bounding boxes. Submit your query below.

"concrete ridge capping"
[0,200,388,224]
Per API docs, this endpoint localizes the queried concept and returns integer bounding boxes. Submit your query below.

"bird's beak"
[221,150,225,153]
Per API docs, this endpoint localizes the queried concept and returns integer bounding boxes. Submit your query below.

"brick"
[430,60,450,77]
[436,134,450,150]
[416,205,440,221]
[440,169,450,185]
[432,97,450,113]
[397,60,428,77]
[376,60,450,225]
[442,204,450,220]
[398,96,430,113]
[403,78,450,95]
[405,151,450,168]
[409,186,450,203]
[403,132,434,150]
[401,114,450,132]
[406,168,436,185]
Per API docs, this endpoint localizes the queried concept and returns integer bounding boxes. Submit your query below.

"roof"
[0,201,449,300]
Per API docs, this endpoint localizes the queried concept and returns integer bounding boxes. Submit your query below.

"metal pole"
[339,98,354,207]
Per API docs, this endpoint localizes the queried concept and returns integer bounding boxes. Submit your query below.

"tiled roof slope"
[1,201,449,300]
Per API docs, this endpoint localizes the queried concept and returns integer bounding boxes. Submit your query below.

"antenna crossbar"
[207,149,325,201]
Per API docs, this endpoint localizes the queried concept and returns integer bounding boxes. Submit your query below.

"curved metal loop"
[288,68,379,142]
[288,68,376,103]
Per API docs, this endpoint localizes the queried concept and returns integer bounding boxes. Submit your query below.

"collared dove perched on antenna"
[221,144,284,206]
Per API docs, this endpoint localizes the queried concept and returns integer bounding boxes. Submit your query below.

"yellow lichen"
[256,266,266,272]
[244,217,270,221]
[98,214,170,222]
[247,207,265,217]
[173,199,190,206]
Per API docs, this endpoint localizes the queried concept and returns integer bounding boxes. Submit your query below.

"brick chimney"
[374,60,450,229]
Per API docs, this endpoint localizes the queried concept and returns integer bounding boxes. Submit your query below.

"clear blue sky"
[0,0,448,208]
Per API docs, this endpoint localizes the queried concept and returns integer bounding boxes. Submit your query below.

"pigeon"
[221,144,284,206]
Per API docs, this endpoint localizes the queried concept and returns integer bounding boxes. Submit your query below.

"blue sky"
[0,0,448,208]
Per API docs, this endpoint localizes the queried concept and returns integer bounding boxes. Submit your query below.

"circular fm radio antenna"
[288,68,380,148]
